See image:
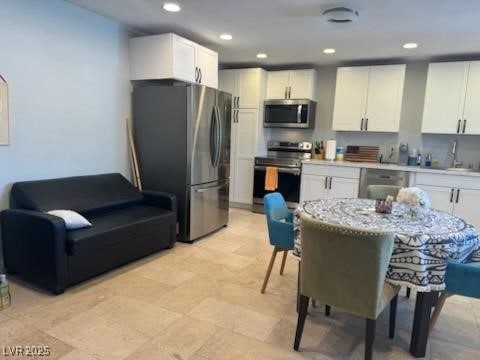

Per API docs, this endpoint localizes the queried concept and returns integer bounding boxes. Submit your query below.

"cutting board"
[345,146,380,163]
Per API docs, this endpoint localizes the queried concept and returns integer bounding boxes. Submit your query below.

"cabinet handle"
[361,118,364,131]
[237,96,240,107]
[194,67,198,82]
[463,119,467,134]
[288,86,292,99]
[456,189,460,203]
[199,68,202,84]
[365,118,369,131]
[450,188,454,203]
[324,177,328,189]
[457,119,461,133]
[329,176,333,190]
[285,87,288,99]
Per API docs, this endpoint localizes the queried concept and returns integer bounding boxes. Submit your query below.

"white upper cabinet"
[332,66,369,131]
[130,33,219,89]
[266,71,290,99]
[365,65,406,132]
[421,61,469,134]
[266,69,317,100]
[195,44,219,89]
[289,70,317,99]
[332,65,406,132]
[461,61,480,135]
[219,68,263,109]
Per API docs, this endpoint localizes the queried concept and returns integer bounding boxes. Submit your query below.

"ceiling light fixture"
[323,48,336,54]
[322,7,359,24]
[163,2,181,12]
[256,53,268,59]
[403,42,418,49]
[220,34,233,40]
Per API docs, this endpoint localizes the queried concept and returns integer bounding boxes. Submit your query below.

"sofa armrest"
[142,191,177,214]
[1,209,68,294]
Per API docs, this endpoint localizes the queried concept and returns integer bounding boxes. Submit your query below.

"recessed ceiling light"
[403,42,418,49]
[163,2,181,12]
[256,53,268,59]
[220,34,233,40]
[323,48,336,54]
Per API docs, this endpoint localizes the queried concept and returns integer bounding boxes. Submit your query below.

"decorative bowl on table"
[375,196,393,214]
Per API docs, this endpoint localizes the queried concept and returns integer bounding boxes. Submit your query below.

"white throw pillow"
[47,210,92,230]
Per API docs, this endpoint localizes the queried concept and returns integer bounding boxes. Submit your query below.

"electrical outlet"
[0,82,9,145]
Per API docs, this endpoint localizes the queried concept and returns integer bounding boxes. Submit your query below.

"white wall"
[0,0,132,210]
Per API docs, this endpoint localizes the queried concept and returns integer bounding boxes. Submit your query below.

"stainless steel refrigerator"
[133,84,231,242]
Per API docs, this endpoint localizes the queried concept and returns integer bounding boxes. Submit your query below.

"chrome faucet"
[449,140,463,168]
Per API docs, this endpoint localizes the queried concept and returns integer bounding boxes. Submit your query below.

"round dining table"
[293,198,480,357]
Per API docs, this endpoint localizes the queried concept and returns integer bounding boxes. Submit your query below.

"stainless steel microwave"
[264,99,316,129]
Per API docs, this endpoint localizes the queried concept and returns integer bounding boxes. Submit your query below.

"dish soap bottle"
[0,274,11,310]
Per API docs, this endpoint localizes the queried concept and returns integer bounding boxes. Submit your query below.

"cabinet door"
[329,177,359,198]
[421,62,469,134]
[172,35,197,83]
[461,61,480,135]
[219,70,236,95]
[289,70,316,100]
[236,69,261,108]
[365,65,405,132]
[300,174,329,203]
[417,185,455,214]
[266,71,290,99]
[196,45,218,89]
[453,188,480,230]
[332,67,369,131]
[232,109,258,204]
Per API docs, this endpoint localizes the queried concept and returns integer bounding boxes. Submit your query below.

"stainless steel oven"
[252,141,312,213]
[264,99,316,129]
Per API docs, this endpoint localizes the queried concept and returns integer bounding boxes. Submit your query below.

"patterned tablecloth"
[293,198,480,292]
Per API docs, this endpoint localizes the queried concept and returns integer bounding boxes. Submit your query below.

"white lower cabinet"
[416,174,480,230]
[300,164,360,203]
[300,174,329,202]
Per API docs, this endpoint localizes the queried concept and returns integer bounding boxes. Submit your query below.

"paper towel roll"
[325,140,337,161]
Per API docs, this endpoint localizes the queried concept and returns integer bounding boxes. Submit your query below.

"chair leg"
[325,305,331,316]
[294,294,310,351]
[406,287,411,298]
[280,250,288,275]
[389,295,398,339]
[365,319,376,360]
[429,292,450,335]
[261,247,278,294]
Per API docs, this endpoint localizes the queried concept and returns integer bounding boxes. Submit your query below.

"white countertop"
[303,159,480,177]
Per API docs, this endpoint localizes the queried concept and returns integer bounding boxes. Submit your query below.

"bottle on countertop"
[416,152,422,166]
[0,274,11,310]
[425,153,432,167]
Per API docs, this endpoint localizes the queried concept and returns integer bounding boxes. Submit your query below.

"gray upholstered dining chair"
[367,185,401,200]
[294,215,400,360]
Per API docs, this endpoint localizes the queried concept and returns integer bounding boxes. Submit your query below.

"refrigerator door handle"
[210,107,217,166]
[214,105,222,167]
[195,181,228,193]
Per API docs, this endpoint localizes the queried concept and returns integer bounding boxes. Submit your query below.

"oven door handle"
[254,165,301,175]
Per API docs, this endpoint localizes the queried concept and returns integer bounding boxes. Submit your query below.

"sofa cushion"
[10,173,144,214]
[66,205,174,255]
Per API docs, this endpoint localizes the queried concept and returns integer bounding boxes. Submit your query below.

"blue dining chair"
[429,261,480,333]
[261,192,295,294]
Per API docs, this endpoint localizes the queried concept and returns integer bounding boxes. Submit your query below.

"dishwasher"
[358,168,410,198]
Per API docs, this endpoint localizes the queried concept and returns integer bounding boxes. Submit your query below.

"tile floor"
[1,208,480,359]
